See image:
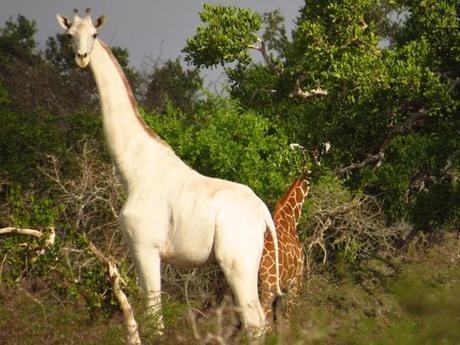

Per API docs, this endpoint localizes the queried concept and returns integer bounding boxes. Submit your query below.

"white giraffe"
[56,9,282,335]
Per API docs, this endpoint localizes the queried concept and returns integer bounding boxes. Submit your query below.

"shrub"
[300,175,410,271]
[142,97,303,205]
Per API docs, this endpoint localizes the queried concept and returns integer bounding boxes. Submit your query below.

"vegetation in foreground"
[1,232,458,344]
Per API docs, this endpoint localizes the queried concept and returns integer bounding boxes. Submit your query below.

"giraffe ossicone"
[56,10,283,337]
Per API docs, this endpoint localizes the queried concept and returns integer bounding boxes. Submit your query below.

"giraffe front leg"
[129,244,164,334]
[120,207,166,334]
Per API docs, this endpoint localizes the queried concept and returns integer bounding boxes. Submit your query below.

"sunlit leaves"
[183,4,261,68]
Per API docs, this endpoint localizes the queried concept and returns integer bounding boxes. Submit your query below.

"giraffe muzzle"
[75,53,90,68]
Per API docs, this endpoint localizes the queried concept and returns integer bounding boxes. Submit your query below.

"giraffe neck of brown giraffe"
[273,178,310,228]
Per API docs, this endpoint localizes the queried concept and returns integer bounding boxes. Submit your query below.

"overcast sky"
[1,0,304,88]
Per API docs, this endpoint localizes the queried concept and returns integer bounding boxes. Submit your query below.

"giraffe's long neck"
[273,178,310,228]
[89,40,172,189]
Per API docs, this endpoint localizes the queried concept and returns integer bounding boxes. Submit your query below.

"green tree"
[0,14,37,63]
[183,4,261,68]
[143,58,203,114]
[184,1,459,229]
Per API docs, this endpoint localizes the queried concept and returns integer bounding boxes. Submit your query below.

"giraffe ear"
[95,15,107,29]
[56,14,71,30]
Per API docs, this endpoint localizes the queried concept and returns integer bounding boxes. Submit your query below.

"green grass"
[0,290,125,345]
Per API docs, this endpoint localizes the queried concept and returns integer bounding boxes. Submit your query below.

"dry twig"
[88,242,141,345]
[184,273,235,345]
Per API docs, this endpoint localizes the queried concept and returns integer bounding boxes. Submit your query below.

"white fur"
[57,12,282,335]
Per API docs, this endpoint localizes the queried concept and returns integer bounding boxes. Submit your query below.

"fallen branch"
[0,226,56,252]
[88,242,141,345]
[0,227,45,238]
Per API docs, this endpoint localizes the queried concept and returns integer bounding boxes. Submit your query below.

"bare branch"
[291,85,328,100]
[0,226,55,247]
[249,88,277,104]
[88,242,142,345]
[306,217,332,264]
[249,38,330,103]
[249,37,282,74]
[337,109,429,175]
[290,75,328,101]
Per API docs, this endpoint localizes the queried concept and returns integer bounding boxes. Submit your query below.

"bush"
[142,97,303,205]
[0,140,131,315]
[300,175,410,271]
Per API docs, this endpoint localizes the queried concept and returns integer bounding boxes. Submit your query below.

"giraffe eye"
[93,33,98,38]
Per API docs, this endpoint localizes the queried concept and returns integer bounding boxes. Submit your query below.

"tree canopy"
[183,0,459,229]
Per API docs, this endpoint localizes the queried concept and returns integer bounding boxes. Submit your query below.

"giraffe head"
[56,9,106,68]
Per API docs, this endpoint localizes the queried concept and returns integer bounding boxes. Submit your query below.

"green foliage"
[0,106,105,188]
[183,4,261,67]
[8,186,62,229]
[0,109,63,185]
[360,132,459,226]
[0,190,124,316]
[290,0,378,76]
[142,97,300,205]
[45,33,74,71]
[0,80,10,105]
[0,14,37,63]
[0,187,60,286]
[261,9,289,56]
[396,0,459,74]
[185,0,459,229]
